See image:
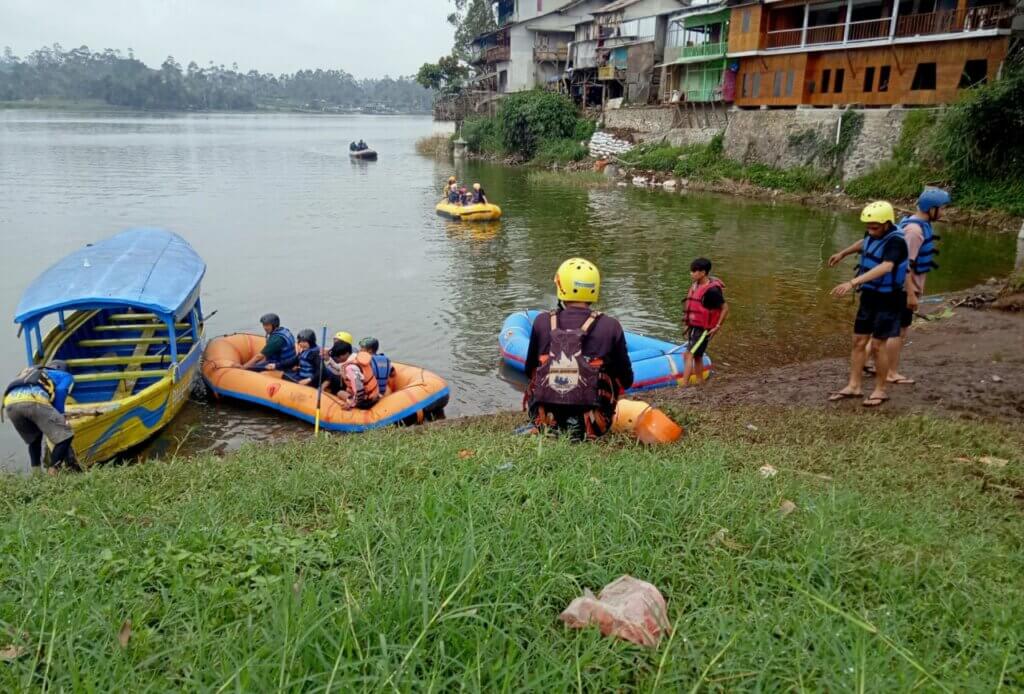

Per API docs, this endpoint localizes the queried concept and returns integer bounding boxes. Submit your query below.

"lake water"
[0,111,1014,470]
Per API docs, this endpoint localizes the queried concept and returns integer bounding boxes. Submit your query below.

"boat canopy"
[14,228,205,326]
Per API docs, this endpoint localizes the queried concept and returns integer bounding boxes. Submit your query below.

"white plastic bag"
[558,575,670,647]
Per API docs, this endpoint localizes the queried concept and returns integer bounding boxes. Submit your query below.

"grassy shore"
[1,407,1022,690]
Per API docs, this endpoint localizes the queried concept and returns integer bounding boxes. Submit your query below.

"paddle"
[688,329,711,355]
[314,325,327,437]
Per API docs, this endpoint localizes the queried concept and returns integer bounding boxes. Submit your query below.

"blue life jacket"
[448,190,460,203]
[370,354,392,397]
[4,367,74,414]
[858,229,908,294]
[297,347,319,381]
[897,216,939,274]
[269,327,297,364]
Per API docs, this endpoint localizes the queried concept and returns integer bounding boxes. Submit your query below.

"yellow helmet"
[554,257,601,303]
[860,201,895,225]
[333,331,354,345]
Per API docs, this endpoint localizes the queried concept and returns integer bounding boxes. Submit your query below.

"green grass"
[530,138,589,166]
[525,169,608,188]
[1,407,1022,690]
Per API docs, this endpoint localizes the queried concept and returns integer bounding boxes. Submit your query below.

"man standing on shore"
[884,187,951,384]
[828,201,909,407]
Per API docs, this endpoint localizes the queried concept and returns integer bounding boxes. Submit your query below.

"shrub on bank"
[531,138,589,166]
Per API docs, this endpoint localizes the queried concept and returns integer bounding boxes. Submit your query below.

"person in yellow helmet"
[320,331,355,397]
[827,201,909,407]
[522,257,633,440]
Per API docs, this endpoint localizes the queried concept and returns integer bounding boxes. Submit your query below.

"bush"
[531,138,588,166]
[497,90,578,158]
[622,143,685,172]
[742,163,831,192]
[461,116,502,155]
[415,133,453,158]
[844,161,935,201]
[573,117,597,142]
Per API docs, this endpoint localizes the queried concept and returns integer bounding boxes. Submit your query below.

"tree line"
[0,44,433,112]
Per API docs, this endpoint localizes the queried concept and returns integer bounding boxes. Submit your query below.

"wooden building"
[658,2,735,103]
[726,0,1017,107]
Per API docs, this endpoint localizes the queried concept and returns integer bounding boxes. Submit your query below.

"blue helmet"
[917,187,951,212]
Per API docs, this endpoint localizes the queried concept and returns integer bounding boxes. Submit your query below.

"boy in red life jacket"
[681,257,728,386]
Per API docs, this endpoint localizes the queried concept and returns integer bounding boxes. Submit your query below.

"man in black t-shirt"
[828,201,909,407]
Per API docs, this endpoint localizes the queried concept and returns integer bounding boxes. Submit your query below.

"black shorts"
[686,326,712,359]
[900,306,914,329]
[853,291,905,340]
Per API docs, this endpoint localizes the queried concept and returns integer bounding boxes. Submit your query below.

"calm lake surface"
[0,111,1014,470]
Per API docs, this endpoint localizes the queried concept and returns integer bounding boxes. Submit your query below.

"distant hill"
[0,44,433,113]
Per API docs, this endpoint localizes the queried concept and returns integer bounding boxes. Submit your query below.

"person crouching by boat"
[681,257,728,387]
[359,337,395,399]
[241,313,296,371]
[3,360,79,472]
[828,201,909,408]
[522,258,633,440]
[324,333,380,409]
[471,183,488,205]
[271,329,324,387]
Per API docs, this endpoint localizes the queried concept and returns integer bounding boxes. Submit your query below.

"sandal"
[828,391,863,401]
[887,376,916,385]
[862,396,890,408]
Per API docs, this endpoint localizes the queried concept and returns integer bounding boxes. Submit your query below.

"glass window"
[742,8,751,32]
[878,65,891,92]
[821,69,832,93]
[773,70,783,97]
[910,62,936,90]
[752,72,761,97]
[863,66,875,92]
[785,70,795,96]
[742,72,750,97]
[834,68,845,93]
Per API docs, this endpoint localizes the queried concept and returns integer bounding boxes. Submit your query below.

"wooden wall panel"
[728,5,765,53]
[733,36,1008,108]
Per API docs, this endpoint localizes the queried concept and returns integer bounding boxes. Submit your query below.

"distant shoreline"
[0,99,431,116]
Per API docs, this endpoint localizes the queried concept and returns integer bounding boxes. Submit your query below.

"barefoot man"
[828,201,909,407]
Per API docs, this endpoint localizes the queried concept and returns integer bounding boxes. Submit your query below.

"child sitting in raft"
[324,335,380,410]
[268,329,323,387]
[447,183,461,204]
[359,337,395,399]
[471,183,488,205]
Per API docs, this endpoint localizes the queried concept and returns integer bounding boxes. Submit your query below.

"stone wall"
[603,104,728,147]
[723,107,929,180]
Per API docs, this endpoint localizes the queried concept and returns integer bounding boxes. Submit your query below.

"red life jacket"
[684,278,725,329]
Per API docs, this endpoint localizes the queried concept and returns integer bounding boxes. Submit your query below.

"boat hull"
[202,333,449,432]
[349,149,378,160]
[498,309,712,392]
[435,201,502,222]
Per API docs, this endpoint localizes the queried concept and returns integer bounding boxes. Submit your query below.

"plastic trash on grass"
[558,575,670,647]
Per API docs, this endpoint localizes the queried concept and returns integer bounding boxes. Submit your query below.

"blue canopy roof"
[15,228,206,325]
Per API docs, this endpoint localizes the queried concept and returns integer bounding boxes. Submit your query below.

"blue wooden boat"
[13,228,206,465]
[499,309,712,392]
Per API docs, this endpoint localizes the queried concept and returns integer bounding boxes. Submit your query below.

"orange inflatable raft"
[202,334,450,432]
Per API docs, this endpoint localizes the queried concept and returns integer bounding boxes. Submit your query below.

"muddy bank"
[656,299,1024,423]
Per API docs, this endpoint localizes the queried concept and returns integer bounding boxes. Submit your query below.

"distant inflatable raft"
[435,200,502,222]
[499,310,712,392]
[202,334,449,432]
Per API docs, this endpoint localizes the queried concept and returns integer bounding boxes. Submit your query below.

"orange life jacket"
[684,278,725,330]
[346,352,380,406]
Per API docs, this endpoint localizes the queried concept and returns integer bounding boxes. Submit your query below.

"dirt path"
[658,304,1024,422]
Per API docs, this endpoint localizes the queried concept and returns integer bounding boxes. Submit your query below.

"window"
[752,72,761,98]
[785,70,795,97]
[878,65,891,92]
[773,70,783,97]
[863,66,876,92]
[821,69,831,93]
[959,59,988,88]
[742,73,750,97]
[910,62,937,90]
[742,8,751,32]
[834,68,845,93]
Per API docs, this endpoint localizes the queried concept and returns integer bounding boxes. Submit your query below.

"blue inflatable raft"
[498,310,712,392]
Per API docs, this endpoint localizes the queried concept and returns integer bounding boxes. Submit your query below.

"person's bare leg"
[681,351,694,387]
[831,334,868,398]
[887,328,913,383]
[866,335,891,405]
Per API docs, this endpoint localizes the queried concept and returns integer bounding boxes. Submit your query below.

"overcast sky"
[2,0,456,78]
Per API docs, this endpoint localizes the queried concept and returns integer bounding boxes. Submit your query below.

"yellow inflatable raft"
[202,334,449,432]
[435,200,503,222]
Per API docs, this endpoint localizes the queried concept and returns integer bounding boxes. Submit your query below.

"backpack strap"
[580,311,601,334]
[549,311,558,332]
